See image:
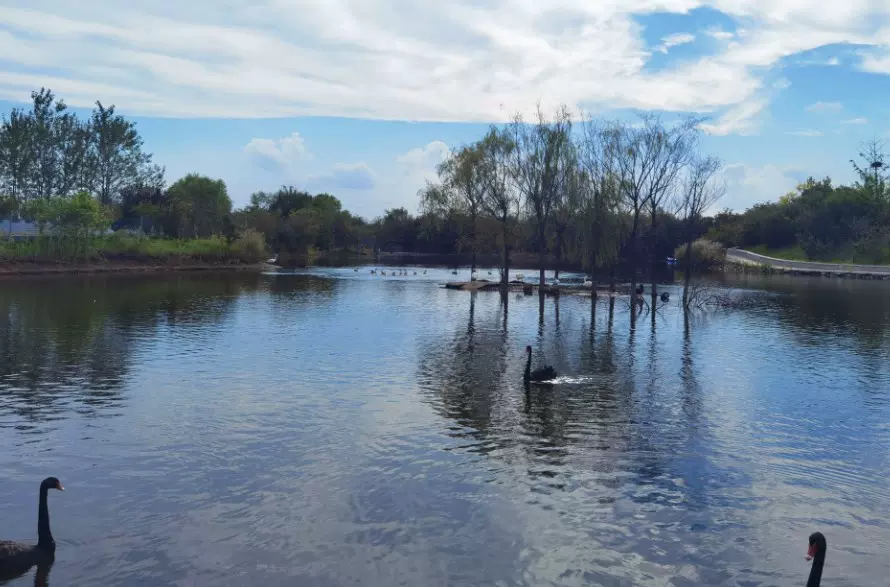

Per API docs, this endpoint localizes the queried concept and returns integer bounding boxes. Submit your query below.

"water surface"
[1,268,888,586]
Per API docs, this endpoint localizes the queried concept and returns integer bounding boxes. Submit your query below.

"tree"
[89,101,155,205]
[508,105,573,290]
[610,115,698,321]
[26,88,64,200]
[677,155,724,307]
[477,127,519,288]
[850,138,888,202]
[166,174,232,238]
[439,145,485,274]
[0,107,34,201]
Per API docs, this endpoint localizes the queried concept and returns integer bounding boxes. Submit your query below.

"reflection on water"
[0,268,889,586]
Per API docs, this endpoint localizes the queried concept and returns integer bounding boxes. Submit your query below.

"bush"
[674,239,726,269]
[230,229,266,263]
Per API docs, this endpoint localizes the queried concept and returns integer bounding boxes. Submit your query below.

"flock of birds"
[0,477,830,585]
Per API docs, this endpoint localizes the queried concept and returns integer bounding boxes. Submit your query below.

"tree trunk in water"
[609,264,616,293]
[538,226,546,290]
[501,220,510,290]
[470,213,477,274]
[650,214,658,319]
[682,226,694,308]
[554,231,563,280]
[628,209,640,325]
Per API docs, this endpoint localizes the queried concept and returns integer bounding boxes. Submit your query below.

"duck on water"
[0,477,64,578]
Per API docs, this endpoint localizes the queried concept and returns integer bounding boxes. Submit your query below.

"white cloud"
[806,101,843,113]
[704,27,735,41]
[0,1,888,128]
[309,162,375,191]
[842,117,868,124]
[700,99,768,136]
[243,132,311,171]
[786,129,823,136]
[395,141,450,171]
[655,32,695,53]
[720,163,800,210]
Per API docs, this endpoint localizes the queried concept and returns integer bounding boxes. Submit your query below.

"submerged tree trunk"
[650,214,658,319]
[682,220,695,307]
[470,212,477,275]
[538,225,546,290]
[628,209,640,325]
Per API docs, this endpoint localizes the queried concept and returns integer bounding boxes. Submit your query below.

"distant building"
[0,219,41,240]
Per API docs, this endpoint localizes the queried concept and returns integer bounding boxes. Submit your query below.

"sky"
[2,1,890,219]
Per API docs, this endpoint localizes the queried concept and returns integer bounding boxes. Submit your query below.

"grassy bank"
[0,231,267,272]
[745,244,890,265]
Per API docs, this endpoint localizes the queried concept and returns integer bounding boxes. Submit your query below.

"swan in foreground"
[0,478,64,573]
[524,345,557,383]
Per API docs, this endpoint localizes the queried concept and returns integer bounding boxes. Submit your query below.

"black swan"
[0,478,64,573]
[524,345,556,382]
[805,531,826,587]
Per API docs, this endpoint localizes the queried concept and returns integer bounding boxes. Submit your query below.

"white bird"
[266,253,278,264]
[582,280,593,288]
[516,272,525,280]
[471,271,478,280]
[553,278,560,287]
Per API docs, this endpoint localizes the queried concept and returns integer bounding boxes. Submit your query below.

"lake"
[1,268,888,586]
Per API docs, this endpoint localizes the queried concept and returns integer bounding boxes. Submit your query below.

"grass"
[0,230,267,264]
[746,244,890,265]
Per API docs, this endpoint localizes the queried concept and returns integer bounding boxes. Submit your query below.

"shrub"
[674,239,726,269]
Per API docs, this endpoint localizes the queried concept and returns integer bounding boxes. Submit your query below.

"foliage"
[674,239,726,269]
[166,174,232,238]
[0,88,162,204]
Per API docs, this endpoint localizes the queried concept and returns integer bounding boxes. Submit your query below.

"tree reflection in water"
[0,273,261,435]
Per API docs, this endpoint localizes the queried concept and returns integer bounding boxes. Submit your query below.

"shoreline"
[0,259,268,277]
[726,248,890,280]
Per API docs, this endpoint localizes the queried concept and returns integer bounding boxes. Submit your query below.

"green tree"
[0,107,34,200]
[166,174,232,238]
[89,101,156,205]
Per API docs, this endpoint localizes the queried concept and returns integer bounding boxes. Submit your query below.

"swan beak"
[805,544,816,561]
[57,483,65,491]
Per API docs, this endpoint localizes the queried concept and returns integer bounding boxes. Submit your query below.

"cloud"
[704,27,734,41]
[654,32,695,54]
[395,141,450,171]
[243,132,311,171]
[721,163,801,210]
[841,117,868,124]
[0,1,887,127]
[309,162,375,191]
[700,99,768,136]
[806,101,843,113]
[786,129,823,136]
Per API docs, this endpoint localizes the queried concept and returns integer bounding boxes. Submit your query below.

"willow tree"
[477,127,518,289]
[610,115,698,321]
[427,144,485,274]
[508,105,573,290]
[677,155,724,307]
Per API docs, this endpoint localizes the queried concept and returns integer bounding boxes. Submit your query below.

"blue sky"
[2,1,890,219]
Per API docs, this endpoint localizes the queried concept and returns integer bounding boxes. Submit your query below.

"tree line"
[413,107,725,311]
[707,140,890,264]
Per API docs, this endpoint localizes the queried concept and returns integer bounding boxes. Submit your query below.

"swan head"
[525,345,532,354]
[806,532,826,561]
[41,477,64,491]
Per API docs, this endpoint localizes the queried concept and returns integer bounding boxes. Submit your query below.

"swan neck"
[806,552,825,587]
[524,352,531,379]
[37,485,54,551]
